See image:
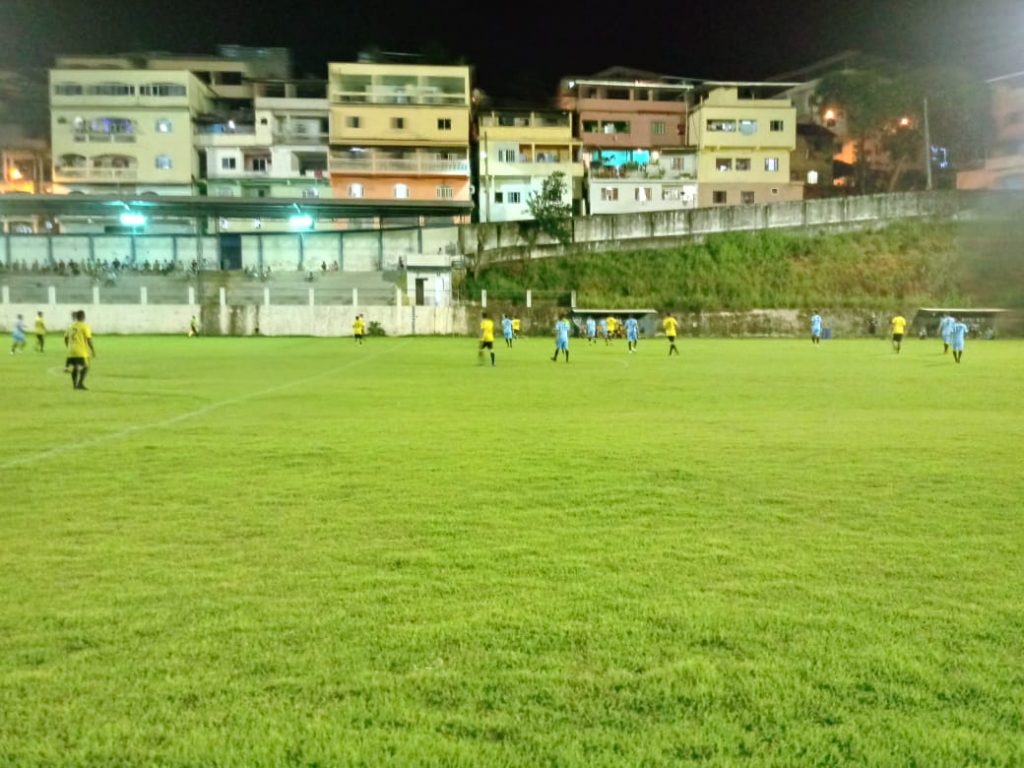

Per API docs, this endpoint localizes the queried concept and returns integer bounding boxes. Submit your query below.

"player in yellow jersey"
[890,312,907,354]
[353,314,366,344]
[34,311,47,352]
[606,316,617,343]
[187,315,200,337]
[64,309,96,390]
[663,312,680,356]
[512,316,521,340]
[479,312,496,366]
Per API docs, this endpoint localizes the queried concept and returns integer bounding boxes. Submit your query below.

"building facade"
[558,70,697,214]
[327,62,472,211]
[687,87,802,207]
[476,109,583,223]
[958,74,1024,190]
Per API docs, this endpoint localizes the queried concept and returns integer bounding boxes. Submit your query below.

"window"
[735,158,751,171]
[437,118,452,130]
[662,186,685,200]
[140,83,187,97]
[436,185,453,199]
[739,119,757,135]
[582,120,599,133]
[635,187,653,202]
[54,83,83,96]
[221,157,237,170]
[89,83,134,96]
[712,190,727,204]
[765,157,781,172]
[770,187,780,195]
[155,155,173,170]
[391,117,405,129]
[506,191,522,204]
[155,118,172,133]
[249,157,269,172]
[348,183,364,198]
[600,187,618,201]
[497,148,517,163]
[707,119,736,132]
[302,188,320,198]
[807,170,820,184]
[394,183,410,199]
[716,158,733,172]
[652,121,666,135]
[671,156,685,170]
[603,121,629,134]
[494,191,504,203]
[345,115,361,128]
[770,120,785,132]
[741,191,755,204]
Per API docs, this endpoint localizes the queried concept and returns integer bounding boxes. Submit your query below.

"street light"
[119,212,146,227]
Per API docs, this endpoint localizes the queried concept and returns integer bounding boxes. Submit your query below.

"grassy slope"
[2,336,1022,766]
[467,221,968,311]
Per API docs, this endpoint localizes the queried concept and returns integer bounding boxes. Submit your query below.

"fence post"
[219,287,226,308]
[48,286,56,306]
[308,287,315,307]
[263,287,270,307]
[526,289,532,309]
[92,285,99,305]
[188,286,195,306]
[352,287,359,308]
[1,285,8,304]
[140,286,148,305]
[481,289,487,308]
[570,290,577,309]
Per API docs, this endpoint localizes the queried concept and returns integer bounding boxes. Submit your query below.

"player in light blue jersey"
[950,317,968,364]
[501,314,514,348]
[938,313,955,354]
[625,316,639,353]
[586,316,597,343]
[10,314,27,354]
[551,314,571,362]
[598,317,608,344]
[810,311,822,345]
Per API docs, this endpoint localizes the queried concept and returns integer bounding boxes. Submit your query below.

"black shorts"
[892,333,904,342]
[66,356,86,366]
[480,341,493,350]
[354,333,364,339]
[667,335,676,342]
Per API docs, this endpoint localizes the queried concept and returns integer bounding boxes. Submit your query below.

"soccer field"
[2,335,1023,766]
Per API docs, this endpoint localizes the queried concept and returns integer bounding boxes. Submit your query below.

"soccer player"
[501,314,514,348]
[950,316,969,364]
[625,316,639,353]
[34,311,46,352]
[353,314,366,344]
[938,312,955,354]
[187,315,200,338]
[512,316,521,340]
[598,317,608,344]
[606,315,618,341]
[586,316,597,344]
[552,314,571,362]
[663,312,680,356]
[64,310,95,390]
[890,312,907,353]
[810,311,823,345]
[479,312,495,366]
[10,314,27,354]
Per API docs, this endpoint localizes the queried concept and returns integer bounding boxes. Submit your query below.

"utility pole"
[922,97,933,191]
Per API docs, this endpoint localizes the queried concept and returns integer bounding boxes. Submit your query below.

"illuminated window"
[302,188,320,198]
[807,170,820,184]
[707,120,736,132]
[54,83,83,96]
[716,158,733,172]
[506,191,522,204]
[635,187,653,202]
[394,183,410,199]
[155,119,172,133]
[140,83,187,97]
[765,157,780,172]
[348,183,364,198]
[155,155,173,170]
[600,187,618,201]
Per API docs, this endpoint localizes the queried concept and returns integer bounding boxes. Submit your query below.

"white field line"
[1,341,408,471]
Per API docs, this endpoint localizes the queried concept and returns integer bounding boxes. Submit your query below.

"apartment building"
[476,108,583,222]
[687,87,802,207]
[327,61,472,210]
[558,69,697,214]
[199,78,330,200]
[958,73,1024,190]
[50,66,212,195]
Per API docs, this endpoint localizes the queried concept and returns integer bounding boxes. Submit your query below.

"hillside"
[465,220,1019,312]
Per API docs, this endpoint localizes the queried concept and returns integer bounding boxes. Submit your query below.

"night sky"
[2,0,1023,94]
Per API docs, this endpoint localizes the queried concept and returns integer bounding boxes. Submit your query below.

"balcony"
[330,89,467,106]
[330,154,469,175]
[486,159,583,178]
[55,167,138,181]
[273,131,329,145]
[71,133,137,144]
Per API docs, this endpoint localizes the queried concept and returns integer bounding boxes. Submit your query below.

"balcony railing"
[71,133,137,143]
[330,156,469,174]
[330,91,467,106]
[273,131,329,145]
[55,167,138,180]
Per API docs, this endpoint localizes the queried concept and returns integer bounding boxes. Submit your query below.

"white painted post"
[140,286,148,305]
[395,285,402,306]
[308,287,315,306]
[219,287,226,307]
[92,285,100,305]
[1,285,9,304]
[570,290,577,309]
[526,289,532,309]
[352,287,358,307]
[263,286,270,307]
[188,286,195,305]
[481,289,487,308]
[48,286,56,306]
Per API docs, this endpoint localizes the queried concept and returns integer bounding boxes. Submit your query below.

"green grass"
[2,335,1023,766]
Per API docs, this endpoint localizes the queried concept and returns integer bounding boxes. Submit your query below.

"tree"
[527,171,573,245]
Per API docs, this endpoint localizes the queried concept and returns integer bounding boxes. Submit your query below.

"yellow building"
[50,66,212,195]
[477,109,583,222]
[688,87,802,207]
[327,62,471,209]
